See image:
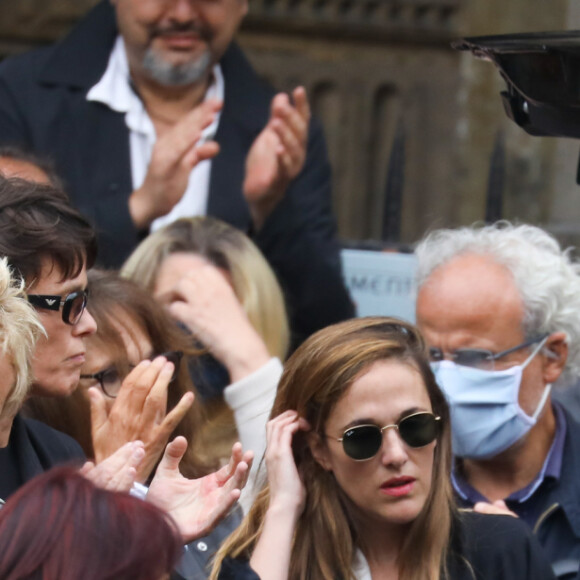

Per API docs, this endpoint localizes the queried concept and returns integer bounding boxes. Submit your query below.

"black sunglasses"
[332,412,441,461]
[80,350,183,398]
[27,290,88,326]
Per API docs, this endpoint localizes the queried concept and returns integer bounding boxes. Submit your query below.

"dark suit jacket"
[0,1,354,347]
[3,414,85,498]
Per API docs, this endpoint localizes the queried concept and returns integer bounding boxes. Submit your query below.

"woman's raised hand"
[265,410,310,516]
[89,356,194,482]
[249,411,310,580]
[156,261,271,382]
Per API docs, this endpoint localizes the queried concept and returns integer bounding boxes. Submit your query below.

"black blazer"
[3,414,85,498]
[0,1,354,347]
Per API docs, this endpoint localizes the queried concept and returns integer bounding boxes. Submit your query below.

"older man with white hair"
[415,222,580,579]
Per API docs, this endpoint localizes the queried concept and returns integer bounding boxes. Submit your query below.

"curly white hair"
[415,221,580,385]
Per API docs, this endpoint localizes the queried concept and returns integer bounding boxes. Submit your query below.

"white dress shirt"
[87,36,224,231]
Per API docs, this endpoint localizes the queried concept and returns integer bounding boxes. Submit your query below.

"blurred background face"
[113,0,248,86]
[315,359,436,529]
[79,309,153,412]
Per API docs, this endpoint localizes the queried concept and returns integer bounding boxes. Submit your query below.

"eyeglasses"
[80,350,183,398]
[27,291,88,326]
[331,412,441,461]
[428,334,549,371]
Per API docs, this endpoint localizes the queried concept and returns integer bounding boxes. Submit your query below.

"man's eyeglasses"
[27,291,88,326]
[80,350,183,398]
[428,334,549,372]
[330,412,441,461]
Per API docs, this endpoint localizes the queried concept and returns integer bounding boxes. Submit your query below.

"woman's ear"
[308,432,333,472]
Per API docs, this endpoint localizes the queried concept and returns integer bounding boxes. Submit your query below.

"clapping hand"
[244,87,310,230]
[80,440,145,493]
[89,356,195,483]
[129,99,222,229]
[148,437,253,543]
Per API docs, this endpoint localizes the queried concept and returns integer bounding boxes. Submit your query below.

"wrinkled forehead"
[417,255,524,328]
[416,255,528,354]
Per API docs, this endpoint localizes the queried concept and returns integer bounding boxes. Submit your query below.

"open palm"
[148,437,253,543]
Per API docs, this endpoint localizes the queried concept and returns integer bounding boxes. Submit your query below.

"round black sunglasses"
[331,412,441,461]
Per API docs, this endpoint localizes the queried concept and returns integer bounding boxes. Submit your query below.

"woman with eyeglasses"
[121,216,289,462]
[26,269,210,483]
[210,317,555,580]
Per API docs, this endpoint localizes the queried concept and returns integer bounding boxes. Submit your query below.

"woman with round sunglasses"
[210,317,555,580]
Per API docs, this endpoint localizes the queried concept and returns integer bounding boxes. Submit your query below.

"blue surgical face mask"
[431,338,551,459]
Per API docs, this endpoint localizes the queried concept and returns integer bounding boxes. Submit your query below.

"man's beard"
[142,46,212,87]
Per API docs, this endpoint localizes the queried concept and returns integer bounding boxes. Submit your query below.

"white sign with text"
[341,249,417,323]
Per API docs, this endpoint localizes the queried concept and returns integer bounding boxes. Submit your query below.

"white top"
[87,36,224,230]
[224,357,282,512]
[352,550,372,580]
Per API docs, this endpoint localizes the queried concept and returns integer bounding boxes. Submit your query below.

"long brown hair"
[26,269,215,478]
[211,317,455,580]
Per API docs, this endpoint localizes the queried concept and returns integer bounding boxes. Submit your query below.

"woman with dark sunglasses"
[210,317,555,580]
[25,269,270,580]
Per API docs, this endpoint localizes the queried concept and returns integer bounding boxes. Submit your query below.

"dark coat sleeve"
[253,115,355,350]
[0,50,140,269]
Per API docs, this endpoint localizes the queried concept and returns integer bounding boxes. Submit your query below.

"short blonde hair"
[0,257,45,419]
[121,217,290,360]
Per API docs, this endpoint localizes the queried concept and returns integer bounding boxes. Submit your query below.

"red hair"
[0,467,182,580]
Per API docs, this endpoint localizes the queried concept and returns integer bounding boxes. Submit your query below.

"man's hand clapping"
[129,99,222,229]
[244,87,310,230]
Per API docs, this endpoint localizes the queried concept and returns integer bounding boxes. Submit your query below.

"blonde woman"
[211,317,555,580]
[122,216,289,361]
[122,217,288,474]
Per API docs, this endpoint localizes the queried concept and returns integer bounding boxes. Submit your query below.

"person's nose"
[379,427,409,469]
[169,0,199,22]
[73,307,97,337]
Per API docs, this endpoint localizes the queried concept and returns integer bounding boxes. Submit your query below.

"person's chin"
[143,46,211,86]
[31,374,80,398]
